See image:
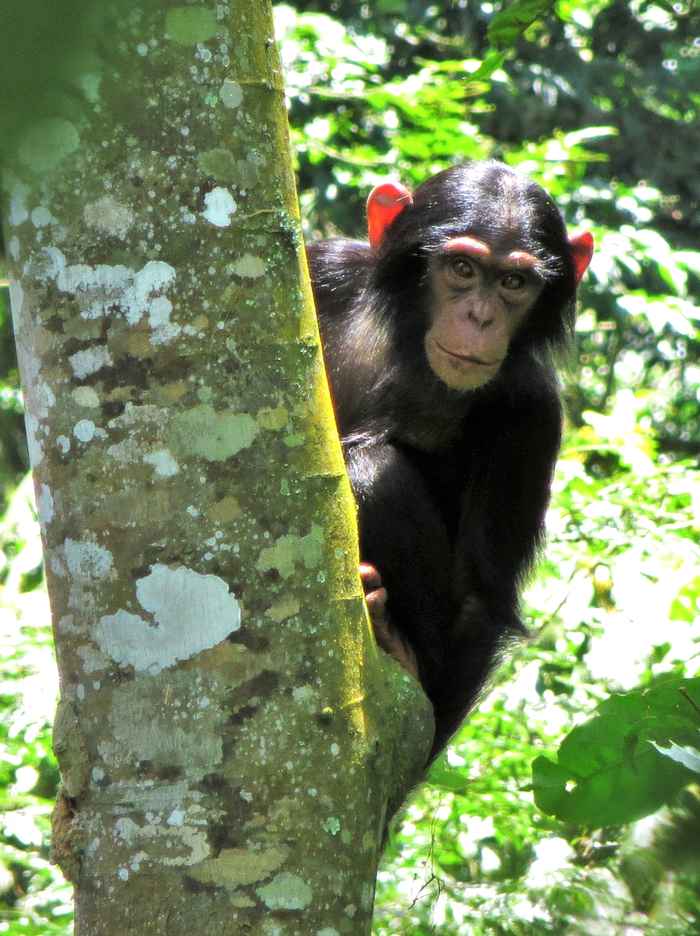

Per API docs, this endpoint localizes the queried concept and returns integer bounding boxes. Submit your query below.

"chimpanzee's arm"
[430,372,563,757]
[344,442,456,703]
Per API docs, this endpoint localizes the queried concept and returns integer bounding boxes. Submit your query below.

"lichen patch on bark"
[94,564,242,673]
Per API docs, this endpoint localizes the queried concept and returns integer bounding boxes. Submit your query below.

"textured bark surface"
[3,1,433,933]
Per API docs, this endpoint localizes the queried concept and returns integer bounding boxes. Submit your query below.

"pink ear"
[367,182,413,248]
[569,231,594,285]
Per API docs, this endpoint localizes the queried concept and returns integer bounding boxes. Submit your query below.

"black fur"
[308,162,580,759]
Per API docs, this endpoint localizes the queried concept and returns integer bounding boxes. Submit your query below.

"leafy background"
[1,0,698,932]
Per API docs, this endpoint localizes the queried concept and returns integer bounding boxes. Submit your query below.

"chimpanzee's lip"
[433,340,502,367]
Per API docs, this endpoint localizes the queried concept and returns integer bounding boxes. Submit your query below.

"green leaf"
[470,50,507,81]
[426,758,471,794]
[676,250,700,277]
[376,0,405,12]
[532,677,700,826]
[487,0,557,48]
[618,293,697,337]
[562,126,618,146]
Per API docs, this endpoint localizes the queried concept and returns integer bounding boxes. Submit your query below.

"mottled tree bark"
[2,1,432,933]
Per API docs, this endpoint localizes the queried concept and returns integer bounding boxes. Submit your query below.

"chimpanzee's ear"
[367,182,414,249]
[569,231,594,285]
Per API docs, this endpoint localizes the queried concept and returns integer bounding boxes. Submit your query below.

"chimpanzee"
[307,161,593,760]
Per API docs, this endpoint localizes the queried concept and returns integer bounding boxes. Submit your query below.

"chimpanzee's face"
[424,235,544,391]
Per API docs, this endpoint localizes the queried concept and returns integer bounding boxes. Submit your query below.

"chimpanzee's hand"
[359,562,419,681]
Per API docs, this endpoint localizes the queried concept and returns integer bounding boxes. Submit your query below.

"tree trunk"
[2,1,433,933]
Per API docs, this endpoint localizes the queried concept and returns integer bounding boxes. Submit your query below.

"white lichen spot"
[137,42,149,56]
[323,817,341,836]
[57,617,78,637]
[148,295,181,344]
[167,809,185,827]
[74,419,96,443]
[78,72,102,104]
[69,346,113,379]
[202,187,237,227]
[117,867,129,881]
[46,248,177,332]
[231,254,266,279]
[330,743,340,756]
[72,386,100,408]
[219,79,243,108]
[94,564,241,673]
[107,438,141,464]
[129,262,177,314]
[186,505,201,518]
[56,435,71,454]
[292,686,315,706]
[240,790,253,803]
[78,643,110,673]
[92,767,105,783]
[256,872,313,911]
[144,449,179,477]
[108,402,163,430]
[9,236,20,262]
[8,281,24,336]
[64,539,114,581]
[24,413,44,467]
[31,206,55,228]
[149,294,172,327]
[37,484,54,525]
[8,181,29,226]
[84,196,135,241]
[114,817,139,844]
[18,359,56,421]
[30,245,67,283]
[113,814,209,868]
[55,257,128,313]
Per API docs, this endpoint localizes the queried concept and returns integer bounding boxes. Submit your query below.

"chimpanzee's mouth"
[433,340,501,367]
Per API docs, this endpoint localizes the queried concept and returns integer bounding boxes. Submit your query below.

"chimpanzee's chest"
[399,444,467,545]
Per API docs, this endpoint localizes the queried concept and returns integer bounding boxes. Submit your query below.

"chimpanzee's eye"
[502,272,526,290]
[449,257,475,279]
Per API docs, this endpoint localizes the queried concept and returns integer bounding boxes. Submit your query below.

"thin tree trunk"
[2,1,433,932]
